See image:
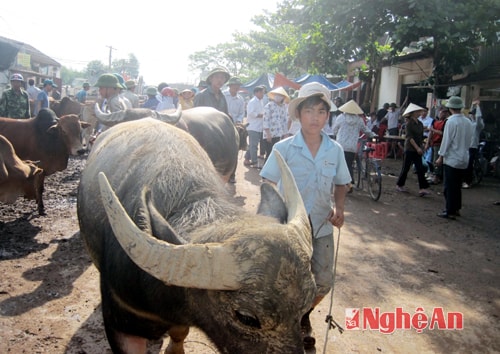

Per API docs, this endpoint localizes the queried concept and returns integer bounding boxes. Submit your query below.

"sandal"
[419,189,431,197]
[396,185,409,193]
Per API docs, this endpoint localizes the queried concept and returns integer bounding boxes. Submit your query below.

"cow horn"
[152,106,183,125]
[274,150,313,257]
[98,172,243,290]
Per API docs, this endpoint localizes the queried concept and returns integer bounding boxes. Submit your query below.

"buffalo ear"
[257,183,287,223]
[143,189,187,245]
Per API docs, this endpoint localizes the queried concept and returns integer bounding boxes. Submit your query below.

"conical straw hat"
[403,103,425,116]
[338,100,364,115]
[268,86,291,103]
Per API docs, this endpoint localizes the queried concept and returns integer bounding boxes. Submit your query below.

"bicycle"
[352,138,383,201]
[471,141,488,186]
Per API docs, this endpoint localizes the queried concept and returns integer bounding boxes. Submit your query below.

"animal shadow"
[0,231,92,316]
[0,214,44,260]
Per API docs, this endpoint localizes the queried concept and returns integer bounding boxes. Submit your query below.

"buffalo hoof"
[303,335,316,350]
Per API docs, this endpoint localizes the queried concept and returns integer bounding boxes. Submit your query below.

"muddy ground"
[0,152,499,353]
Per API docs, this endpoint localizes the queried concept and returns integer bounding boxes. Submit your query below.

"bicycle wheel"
[352,155,362,188]
[367,160,382,201]
[472,157,484,185]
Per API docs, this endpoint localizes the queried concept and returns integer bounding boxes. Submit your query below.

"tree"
[188,41,254,79]
[84,60,107,84]
[60,66,85,86]
[388,0,500,86]
[187,0,499,104]
[304,0,500,107]
[112,53,140,80]
[188,6,310,81]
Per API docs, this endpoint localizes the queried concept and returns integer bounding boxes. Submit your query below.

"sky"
[0,1,278,86]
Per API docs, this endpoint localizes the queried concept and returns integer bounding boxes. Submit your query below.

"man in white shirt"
[224,77,245,123]
[26,79,41,116]
[27,79,41,101]
[418,106,434,172]
[244,86,265,167]
[418,106,434,138]
[436,96,473,219]
[462,99,485,188]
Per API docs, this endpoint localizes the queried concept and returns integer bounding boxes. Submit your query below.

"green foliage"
[62,55,141,87]
[112,53,140,79]
[60,66,84,86]
[84,60,107,79]
[187,0,499,89]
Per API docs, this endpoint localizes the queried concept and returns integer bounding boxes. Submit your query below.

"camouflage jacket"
[0,88,31,118]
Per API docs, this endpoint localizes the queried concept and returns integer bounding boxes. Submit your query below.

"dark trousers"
[463,147,477,185]
[397,150,429,189]
[432,144,443,180]
[259,137,265,157]
[262,137,280,163]
[443,164,465,214]
[344,151,356,184]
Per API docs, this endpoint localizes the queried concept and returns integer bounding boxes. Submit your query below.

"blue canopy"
[240,73,274,93]
[294,74,339,90]
[334,80,352,88]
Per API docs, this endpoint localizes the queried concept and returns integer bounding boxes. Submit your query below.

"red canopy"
[273,72,301,90]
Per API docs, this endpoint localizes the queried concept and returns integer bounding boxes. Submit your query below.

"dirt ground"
[1,152,499,354]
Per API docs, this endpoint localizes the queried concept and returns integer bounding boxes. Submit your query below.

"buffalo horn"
[274,150,313,257]
[153,106,183,124]
[98,172,243,290]
[94,104,182,126]
[94,103,127,126]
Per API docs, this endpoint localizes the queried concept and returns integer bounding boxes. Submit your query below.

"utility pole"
[106,45,117,69]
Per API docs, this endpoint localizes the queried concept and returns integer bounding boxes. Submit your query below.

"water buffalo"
[0,108,90,214]
[77,118,315,353]
[95,105,241,183]
[0,134,43,211]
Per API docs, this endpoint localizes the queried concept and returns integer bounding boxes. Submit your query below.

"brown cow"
[50,96,84,117]
[0,135,44,213]
[0,108,90,214]
[51,97,96,148]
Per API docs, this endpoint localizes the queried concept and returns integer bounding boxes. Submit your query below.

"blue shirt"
[260,131,351,238]
[142,97,161,110]
[75,89,87,103]
[35,90,50,115]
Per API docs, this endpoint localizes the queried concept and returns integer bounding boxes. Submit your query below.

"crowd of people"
[1,68,491,350]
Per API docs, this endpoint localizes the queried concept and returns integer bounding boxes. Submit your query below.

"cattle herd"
[0,98,315,353]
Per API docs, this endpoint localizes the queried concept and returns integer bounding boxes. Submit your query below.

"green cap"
[445,96,464,109]
[146,86,158,95]
[95,74,121,88]
[206,67,230,84]
[227,77,242,86]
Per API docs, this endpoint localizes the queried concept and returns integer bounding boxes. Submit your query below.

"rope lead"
[322,227,343,354]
